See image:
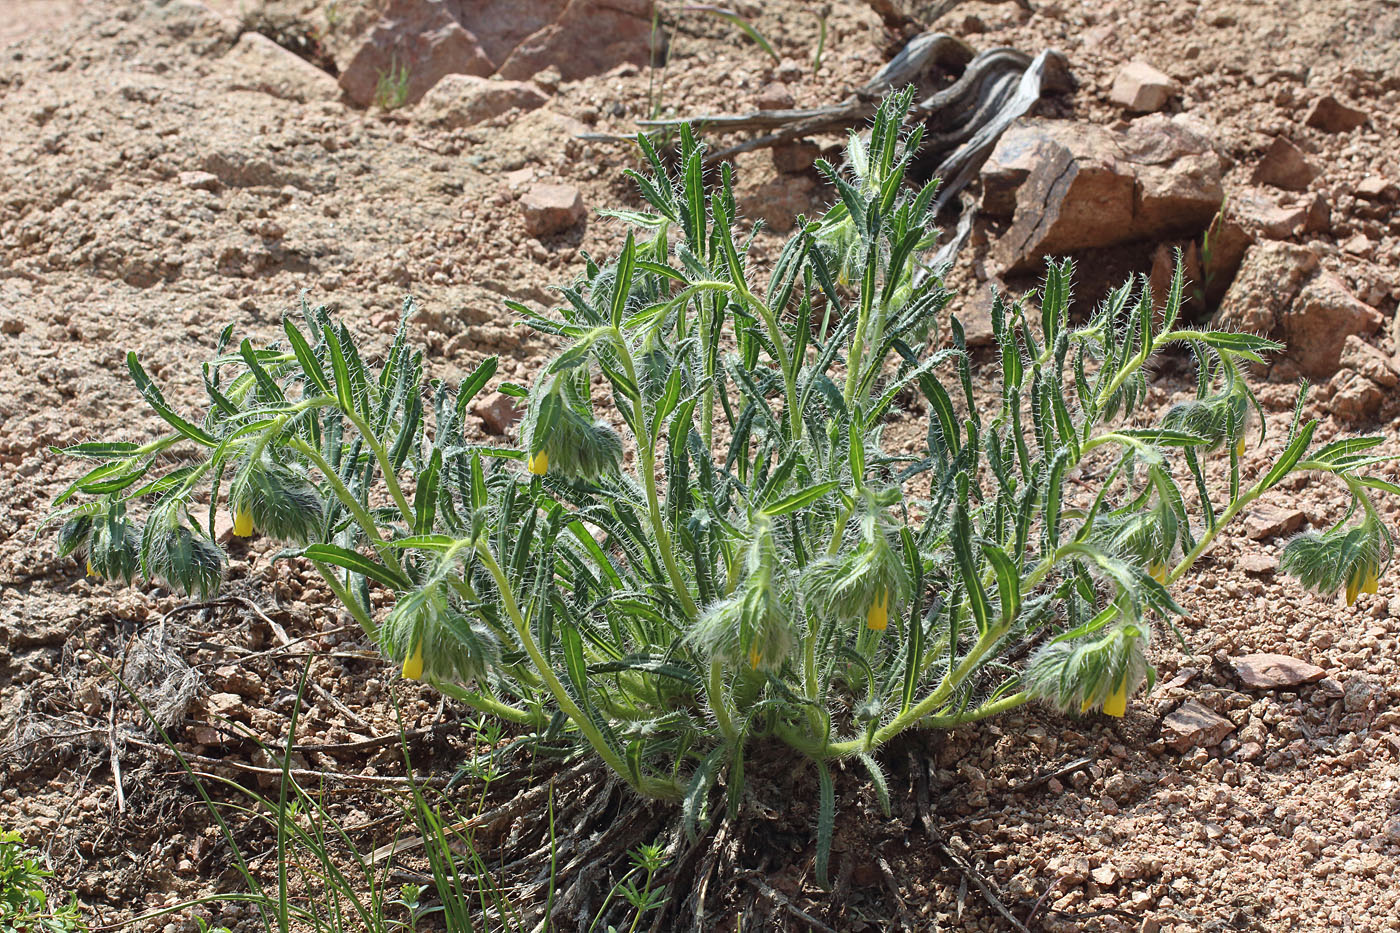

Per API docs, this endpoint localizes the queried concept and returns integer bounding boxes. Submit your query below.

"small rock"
[338,0,493,107]
[1163,699,1235,752]
[223,31,340,103]
[754,84,795,110]
[1231,188,1305,240]
[1237,553,1278,575]
[1244,503,1305,540]
[472,392,522,435]
[1091,864,1119,886]
[532,65,562,93]
[1302,192,1331,233]
[416,74,547,128]
[206,692,245,721]
[1330,368,1388,423]
[1304,95,1368,133]
[744,172,816,233]
[178,170,221,192]
[1155,667,1198,693]
[958,279,1003,348]
[771,139,820,175]
[1108,61,1176,112]
[1251,137,1317,192]
[1230,653,1326,689]
[0,317,25,335]
[1355,176,1397,202]
[520,183,585,237]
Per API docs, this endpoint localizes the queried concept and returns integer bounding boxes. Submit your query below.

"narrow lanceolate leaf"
[127,353,217,446]
[611,231,637,328]
[951,475,992,635]
[50,442,144,461]
[761,481,840,517]
[454,355,498,417]
[815,760,835,889]
[981,542,1021,628]
[1259,420,1316,491]
[284,318,332,395]
[300,544,410,589]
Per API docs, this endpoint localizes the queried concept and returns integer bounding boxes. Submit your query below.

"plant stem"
[340,407,416,526]
[476,542,682,800]
[287,438,404,575]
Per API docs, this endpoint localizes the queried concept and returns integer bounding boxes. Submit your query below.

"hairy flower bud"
[229,459,324,544]
[143,503,225,598]
[379,576,499,683]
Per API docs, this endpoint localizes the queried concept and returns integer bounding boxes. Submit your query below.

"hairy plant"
[46,91,1395,879]
[0,830,86,932]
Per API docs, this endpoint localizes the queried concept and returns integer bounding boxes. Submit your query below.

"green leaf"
[761,481,840,517]
[815,760,835,889]
[981,542,1022,628]
[611,231,637,328]
[127,353,217,446]
[300,544,409,589]
[284,318,332,395]
[49,442,143,461]
[1259,420,1316,491]
[454,356,498,417]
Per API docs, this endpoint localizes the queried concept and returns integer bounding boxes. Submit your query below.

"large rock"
[338,0,654,107]
[223,32,341,103]
[416,74,547,127]
[339,0,493,107]
[1328,336,1398,422]
[1214,242,1382,379]
[983,115,1223,272]
[1285,272,1384,379]
[1163,700,1235,752]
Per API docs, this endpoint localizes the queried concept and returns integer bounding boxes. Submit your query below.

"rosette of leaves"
[45,90,1399,878]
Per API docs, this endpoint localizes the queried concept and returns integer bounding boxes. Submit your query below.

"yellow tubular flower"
[528,449,549,476]
[1346,571,1362,607]
[401,641,424,681]
[866,590,889,631]
[1235,436,1246,458]
[1148,562,1167,584]
[86,560,97,579]
[233,507,254,537]
[747,646,761,670]
[1363,569,1379,596]
[1102,678,1128,717]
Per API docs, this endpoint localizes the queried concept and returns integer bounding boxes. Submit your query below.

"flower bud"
[379,577,499,683]
[144,503,225,598]
[229,459,325,544]
[528,449,549,476]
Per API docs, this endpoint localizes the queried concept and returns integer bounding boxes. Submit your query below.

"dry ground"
[1,1,1399,930]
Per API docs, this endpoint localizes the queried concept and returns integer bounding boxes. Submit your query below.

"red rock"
[1237,553,1278,576]
[1230,653,1326,689]
[1244,503,1304,540]
[1355,176,1398,202]
[1231,188,1305,240]
[1304,95,1368,133]
[1163,700,1235,752]
[1284,272,1383,379]
[472,392,522,435]
[1251,137,1317,192]
[520,183,585,236]
[1302,192,1331,233]
[755,84,795,110]
[1108,61,1176,113]
[984,116,1223,271]
[771,139,820,175]
[1213,242,1317,335]
[745,172,816,234]
[416,74,547,128]
[338,0,493,107]
[495,0,655,81]
[1339,335,1398,388]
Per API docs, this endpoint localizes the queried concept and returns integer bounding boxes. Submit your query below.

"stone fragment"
[1230,188,1305,240]
[1303,192,1331,233]
[1339,335,1398,388]
[495,0,655,81]
[1304,95,1368,133]
[1355,176,1398,202]
[755,84,795,110]
[1237,553,1278,576]
[1329,369,1388,423]
[339,0,494,108]
[520,183,585,236]
[745,172,816,233]
[771,139,820,175]
[1251,137,1317,191]
[983,116,1222,271]
[1230,653,1326,689]
[206,692,245,720]
[1091,864,1119,886]
[472,392,522,435]
[416,74,547,128]
[178,170,221,192]
[223,31,341,102]
[1213,241,1318,335]
[1108,61,1176,112]
[1244,503,1304,540]
[1163,700,1235,752]
[1284,272,1383,379]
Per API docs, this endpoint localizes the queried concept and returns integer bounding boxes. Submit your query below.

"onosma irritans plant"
[46,91,1396,875]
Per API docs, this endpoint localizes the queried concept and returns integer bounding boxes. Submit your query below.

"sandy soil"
[1,1,1399,930]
